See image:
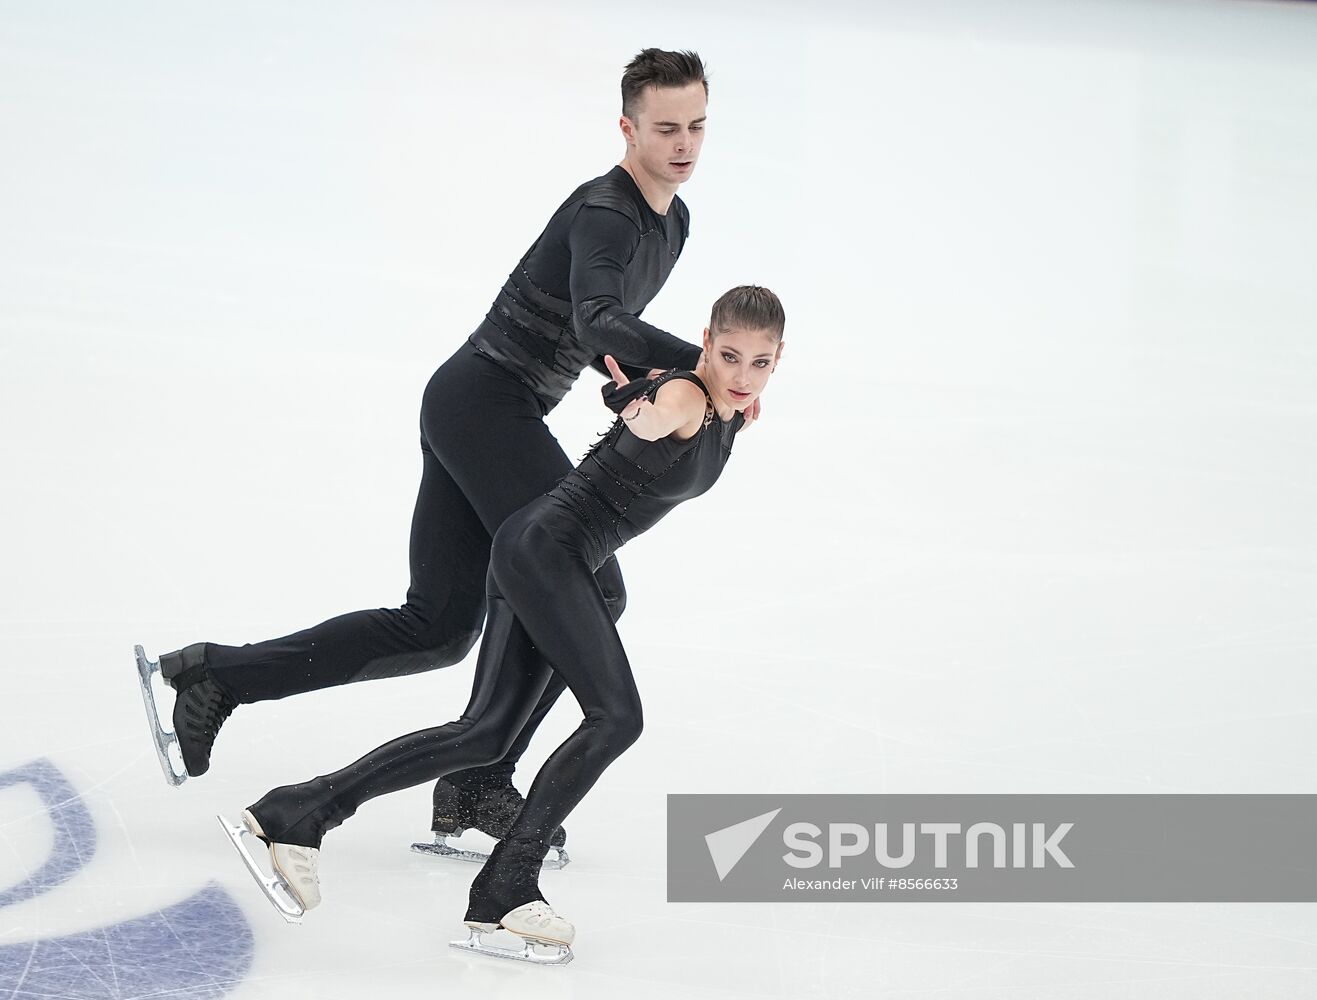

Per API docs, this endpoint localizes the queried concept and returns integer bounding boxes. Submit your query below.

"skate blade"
[134,645,188,787]
[449,924,573,966]
[217,813,305,924]
[410,834,570,870]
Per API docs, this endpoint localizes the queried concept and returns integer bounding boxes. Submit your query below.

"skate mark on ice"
[0,882,253,998]
[0,758,95,907]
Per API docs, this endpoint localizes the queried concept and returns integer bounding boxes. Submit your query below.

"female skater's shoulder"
[601,358,705,444]
[646,370,710,442]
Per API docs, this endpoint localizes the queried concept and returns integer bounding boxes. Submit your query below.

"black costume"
[246,369,746,924]
[184,166,701,791]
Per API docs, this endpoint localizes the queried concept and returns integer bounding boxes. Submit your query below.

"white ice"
[2,0,1316,997]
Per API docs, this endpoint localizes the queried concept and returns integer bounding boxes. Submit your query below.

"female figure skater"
[220,285,785,963]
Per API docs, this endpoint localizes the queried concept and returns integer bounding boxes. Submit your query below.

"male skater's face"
[622,81,707,187]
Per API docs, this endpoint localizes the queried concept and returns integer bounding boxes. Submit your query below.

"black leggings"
[204,347,626,784]
[248,495,642,918]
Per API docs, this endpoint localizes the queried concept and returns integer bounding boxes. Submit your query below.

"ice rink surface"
[3,0,1316,996]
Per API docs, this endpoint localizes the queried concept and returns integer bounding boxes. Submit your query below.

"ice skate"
[218,809,320,924]
[450,901,575,966]
[133,645,187,785]
[133,643,236,785]
[411,778,569,869]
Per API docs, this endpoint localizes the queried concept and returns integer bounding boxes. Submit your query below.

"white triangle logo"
[705,808,782,881]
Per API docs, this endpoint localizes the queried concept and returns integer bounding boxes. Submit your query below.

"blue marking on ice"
[0,883,254,998]
[0,760,255,997]
[0,758,96,907]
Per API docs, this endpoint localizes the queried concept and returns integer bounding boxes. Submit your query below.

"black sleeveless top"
[549,370,745,557]
[467,166,700,411]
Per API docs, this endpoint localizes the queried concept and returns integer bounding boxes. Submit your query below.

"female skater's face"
[701,326,782,412]
[621,82,707,188]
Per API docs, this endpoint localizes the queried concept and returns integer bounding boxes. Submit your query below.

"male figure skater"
[136,48,758,854]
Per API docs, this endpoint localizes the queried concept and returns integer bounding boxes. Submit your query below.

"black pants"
[249,495,643,919]
[204,346,627,785]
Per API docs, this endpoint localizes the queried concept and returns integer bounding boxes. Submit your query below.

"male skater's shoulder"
[467,164,698,409]
[577,165,651,231]
[581,165,690,241]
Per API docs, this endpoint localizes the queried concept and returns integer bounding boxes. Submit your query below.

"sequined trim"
[636,227,679,260]
[514,263,573,317]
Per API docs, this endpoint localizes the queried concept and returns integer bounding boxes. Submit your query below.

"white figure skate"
[133,644,188,786]
[218,810,320,924]
[450,901,575,966]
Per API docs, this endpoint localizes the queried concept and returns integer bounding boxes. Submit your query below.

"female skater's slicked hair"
[710,286,786,342]
[621,49,709,121]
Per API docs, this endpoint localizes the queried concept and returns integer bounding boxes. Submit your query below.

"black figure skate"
[134,643,236,785]
[411,777,570,869]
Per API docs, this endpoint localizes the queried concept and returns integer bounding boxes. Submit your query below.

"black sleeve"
[568,205,703,371]
[588,355,652,381]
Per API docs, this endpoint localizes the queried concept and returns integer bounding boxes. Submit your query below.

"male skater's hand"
[603,354,633,391]
[605,354,761,431]
[602,354,644,422]
[601,358,661,388]
[738,395,761,433]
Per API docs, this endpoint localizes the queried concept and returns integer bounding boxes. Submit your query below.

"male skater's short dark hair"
[710,286,786,342]
[621,49,709,121]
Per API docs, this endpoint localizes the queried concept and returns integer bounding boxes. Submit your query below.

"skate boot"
[411,776,569,869]
[163,643,237,779]
[452,901,575,966]
[451,836,573,965]
[217,808,321,924]
[134,643,237,785]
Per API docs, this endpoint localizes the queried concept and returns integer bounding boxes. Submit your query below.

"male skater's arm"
[588,354,653,382]
[588,307,658,381]
[568,206,702,372]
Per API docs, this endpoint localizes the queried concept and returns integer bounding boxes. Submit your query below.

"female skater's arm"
[601,355,706,442]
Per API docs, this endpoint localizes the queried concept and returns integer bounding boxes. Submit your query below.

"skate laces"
[520,901,557,927]
[287,846,315,869]
[284,846,319,883]
[185,677,237,737]
[270,842,321,909]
